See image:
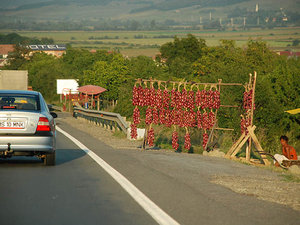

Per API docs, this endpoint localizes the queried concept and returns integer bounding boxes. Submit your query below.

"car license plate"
[0,121,25,129]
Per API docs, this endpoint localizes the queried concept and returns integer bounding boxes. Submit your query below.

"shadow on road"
[0,149,86,167]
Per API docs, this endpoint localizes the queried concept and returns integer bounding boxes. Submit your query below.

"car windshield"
[0,94,40,111]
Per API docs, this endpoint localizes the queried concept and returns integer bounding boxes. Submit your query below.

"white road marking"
[56,126,180,225]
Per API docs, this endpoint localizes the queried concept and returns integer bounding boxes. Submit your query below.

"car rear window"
[0,94,40,111]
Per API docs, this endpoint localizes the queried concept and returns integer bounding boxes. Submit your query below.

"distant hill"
[0,0,299,30]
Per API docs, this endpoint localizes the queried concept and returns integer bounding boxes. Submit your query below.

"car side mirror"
[50,112,58,118]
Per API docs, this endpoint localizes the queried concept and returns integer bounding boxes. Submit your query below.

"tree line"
[4,34,299,154]
[0,33,54,45]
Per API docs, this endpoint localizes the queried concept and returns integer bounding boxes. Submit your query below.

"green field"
[2,27,300,57]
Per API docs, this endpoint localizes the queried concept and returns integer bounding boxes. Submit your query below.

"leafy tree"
[4,45,31,70]
[23,53,69,101]
[82,54,129,100]
[128,55,163,79]
[0,33,54,45]
[61,48,113,80]
[160,34,207,64]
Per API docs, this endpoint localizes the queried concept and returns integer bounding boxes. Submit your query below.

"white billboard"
[57,79,79,94]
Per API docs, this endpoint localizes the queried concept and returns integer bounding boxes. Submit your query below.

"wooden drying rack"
[225,72,270,165]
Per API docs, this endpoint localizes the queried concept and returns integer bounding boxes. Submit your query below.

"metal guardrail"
[48,104,63,112]
[72,106,129,134]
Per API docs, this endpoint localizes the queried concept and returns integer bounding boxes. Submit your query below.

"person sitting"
[274,135,298,167]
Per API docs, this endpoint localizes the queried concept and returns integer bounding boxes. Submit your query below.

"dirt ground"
[56,113,300,212]
[211,175,300,211]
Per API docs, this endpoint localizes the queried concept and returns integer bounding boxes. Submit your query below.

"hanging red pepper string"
[170,83,176,108]
[207,89,214,109]
[137,86,144,106]
[202,132,209,149]
[162,88,170,108]
[240,115,251,134]
[133,106,141,125]
[165,109,172,127]
[197,109,202,129]
[130,124,137,139]
[243,84,256,111]
[202,110,209,130]
[195,89,202,108]
[172,129,179,151]
[208,111,215,129]
[201,89,207,109]
[156,89,163,109]
[181,88,188,108]
[187,90,195,110]
[144,87,150,106]
[145,107,152,125]
[184,128,191,150]
[132,85,139,106]
[159,108,166,125]
[147,126,155,147]
[213,90,220,109]
[152,107,159,124]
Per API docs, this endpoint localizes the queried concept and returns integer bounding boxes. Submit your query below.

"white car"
[0,90,57,165]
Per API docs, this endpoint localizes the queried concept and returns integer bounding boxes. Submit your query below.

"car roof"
[0,90,40,95]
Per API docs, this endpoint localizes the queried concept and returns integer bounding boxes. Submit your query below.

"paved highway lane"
[0,131,156,225]
[0,117,299,225]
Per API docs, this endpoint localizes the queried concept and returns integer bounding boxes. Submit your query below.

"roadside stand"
[130,72,278,166]
[77,85,107,111]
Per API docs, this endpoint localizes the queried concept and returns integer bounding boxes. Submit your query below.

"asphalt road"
[0,119,299,225]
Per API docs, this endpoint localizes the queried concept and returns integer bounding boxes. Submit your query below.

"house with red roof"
[0,44,15,67]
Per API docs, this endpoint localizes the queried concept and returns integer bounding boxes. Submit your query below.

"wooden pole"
[91,94,94,110]
[97,96,100,111]
[142,125,148,150]
[85,93,87,109]
[246,72,257,161]
[205,119,218,151]
[64,92,67,112]
[68,90,71,112]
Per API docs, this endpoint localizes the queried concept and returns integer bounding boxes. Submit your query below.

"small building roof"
[0,44,15,55]
[277,51,300,57]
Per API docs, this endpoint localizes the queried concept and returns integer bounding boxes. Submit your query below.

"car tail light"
[36,117,51,131]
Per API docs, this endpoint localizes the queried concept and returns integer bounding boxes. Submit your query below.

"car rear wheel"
[44,151,55,166]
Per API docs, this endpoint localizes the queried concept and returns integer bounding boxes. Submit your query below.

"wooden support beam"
[226,132,246,156]
[220,105,239,108]
[205,119,218,151]
[247,126,270,165]
[215,127,234,131]
[231,133,251,157]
